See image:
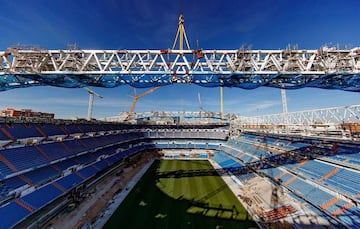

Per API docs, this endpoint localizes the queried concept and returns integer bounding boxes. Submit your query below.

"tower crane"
[83,87,103,120]
[198,92,203,116]
[126,87,160,121]
[280,84,289,133]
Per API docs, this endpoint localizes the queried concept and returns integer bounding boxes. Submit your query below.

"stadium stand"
[225,132,360,228]
[38,124,66,137]
[0,127,11,141]
[1,176,28,196]
[2,123,43,139]
[0,201,32,229]
[0,146,49,173]
[54,173,84,191]
[77,166,98,179]
[212,152,244,170]
[36,142,71,161]
[62,124,83,135]
[21,184,63,209]
[23,166,60,186]
[0,123,359,228]
[0,161,14,179]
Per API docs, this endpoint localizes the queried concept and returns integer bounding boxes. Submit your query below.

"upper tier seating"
[23,166,60,186]
[0,146,48,173]
[38,124,65,136]
[2,123,43,139]
[37,142,71,161]
[0,127,10,141]
[62,125,82,135]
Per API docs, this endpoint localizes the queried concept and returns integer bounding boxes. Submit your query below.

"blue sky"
[0,0,360,119]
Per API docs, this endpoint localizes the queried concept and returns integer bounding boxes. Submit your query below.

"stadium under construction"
[0,13,360,229]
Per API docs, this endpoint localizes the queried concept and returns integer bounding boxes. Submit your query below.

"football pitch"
[104,160,258,228]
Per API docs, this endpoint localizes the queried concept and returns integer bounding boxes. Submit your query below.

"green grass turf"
[104,160,258,229]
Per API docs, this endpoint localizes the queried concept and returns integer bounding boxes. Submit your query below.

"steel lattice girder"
[1,48,360,91]
[237,105,360,125]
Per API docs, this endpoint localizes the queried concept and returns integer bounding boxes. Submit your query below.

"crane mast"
[281,86,289,131]
[83,87,103,120]
[220,87,224,119]
[198,92,203,115]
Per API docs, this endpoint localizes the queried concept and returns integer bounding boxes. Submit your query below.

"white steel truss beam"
[0,47,359,91]
[1,48,359,74]
[237,105,360,125]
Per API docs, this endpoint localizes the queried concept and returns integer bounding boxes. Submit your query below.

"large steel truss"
[102,105,360,126]
[102,111,228,123]
[236,105,360,125]
[1,46,360,91]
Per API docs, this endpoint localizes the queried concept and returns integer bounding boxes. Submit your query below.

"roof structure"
[0,46,360,92]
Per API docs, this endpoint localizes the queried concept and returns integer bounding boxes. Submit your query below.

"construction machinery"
[172,13,191,50]
[198,92,203,116]
[172,12,226,119]
[124,12,191,122]
[83,87,103,120]
[281,86,289,133]
[125,87,160,121]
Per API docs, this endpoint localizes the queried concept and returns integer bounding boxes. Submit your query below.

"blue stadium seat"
[21,184,63,209]
[0,146,48,172]
[38,124,65,136]
[55,159,78,171]
[213,152,243,170]
[54,173,83,191]
[0,127,10,141]
[75,154,97,165]
[93,160,108,171]
[78,124,95,133]
[23,166,60,185]
[63,124,82,134]
[37,142,71,161]
[63,140,87,154]
[0,161,14,178]
[3,176,27,191]
[286,178,334,208]
[0,201,31,228]
[4,123,43,139]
